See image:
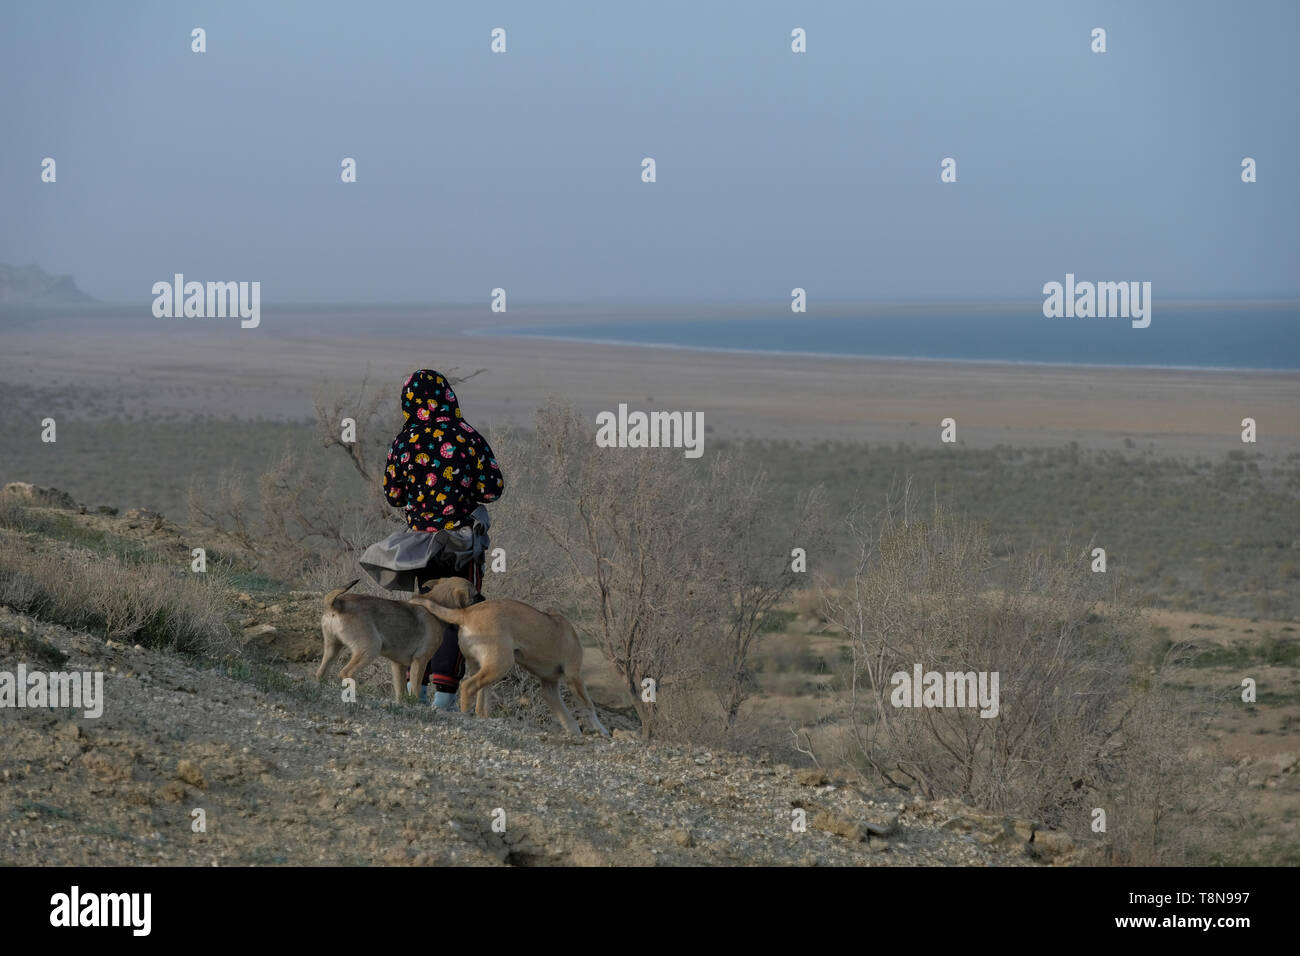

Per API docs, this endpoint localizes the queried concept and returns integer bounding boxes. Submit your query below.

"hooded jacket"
[382,369,504,532]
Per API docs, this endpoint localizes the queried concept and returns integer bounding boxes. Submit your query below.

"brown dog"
[318,577,477,700]
[407,595,610,737]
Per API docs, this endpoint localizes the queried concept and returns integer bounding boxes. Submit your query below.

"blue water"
[479,305,1300,371]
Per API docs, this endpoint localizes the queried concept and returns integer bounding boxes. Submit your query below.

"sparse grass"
[0,501,51,534]
[8,421,1298,617]
[7,802,140,847]
[1255,689,1300,706]
[0,504,153,564]
[244,846,291,865]
[195,655,319,700]
[1185,816,1300,866]
[742,440,1300,619]
[0,623,69,667]
[0,415,313,520]
[759,609,798,633]
[41,514,155,564]
[16,800,77,821]
[1190,637,1300,669]
[0,529,236,656]
[77,822,140,844]
[380,699,442,725]
[763,671,826,696]
[223,570,283,593]
[753,635,819,674]
[1138,625,1175,673]
[184,652,442,723]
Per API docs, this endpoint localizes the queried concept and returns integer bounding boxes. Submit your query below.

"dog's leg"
[538,679,582,736]
[457,656,479,714]
[338,644,375,684]
[408,652,434,704]
[566,676,610,737]
[390,661,408,702]
[458,671,489,715]
[459,659,489,716]
[316,630,343,682]
[458,656,510,716]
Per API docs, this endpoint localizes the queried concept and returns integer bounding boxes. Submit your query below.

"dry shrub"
[502,402,817,743]
[818,488,1239,862]
[1087,675,1242,865]
[186,449,373,584]
[822,489,1132,818]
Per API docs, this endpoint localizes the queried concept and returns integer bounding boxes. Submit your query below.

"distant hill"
[0,263,95,304]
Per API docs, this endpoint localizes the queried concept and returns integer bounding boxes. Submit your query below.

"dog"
[318,577,477,700]
[407,594,610,737]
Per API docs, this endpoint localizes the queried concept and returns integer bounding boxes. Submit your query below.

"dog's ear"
[417,581,432,595]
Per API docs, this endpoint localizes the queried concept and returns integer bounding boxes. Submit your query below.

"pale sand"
[2,309,1297,458]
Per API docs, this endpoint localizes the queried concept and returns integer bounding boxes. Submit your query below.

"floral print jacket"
[382,369,504,532]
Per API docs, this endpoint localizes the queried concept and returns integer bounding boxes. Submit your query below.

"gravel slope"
[0,605,1059,867]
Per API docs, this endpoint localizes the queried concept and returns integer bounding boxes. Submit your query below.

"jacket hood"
[400,368,463,426]
[384,367,504,534]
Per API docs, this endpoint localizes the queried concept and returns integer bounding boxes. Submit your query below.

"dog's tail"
[324,578,361,611]
[410,596,468,627]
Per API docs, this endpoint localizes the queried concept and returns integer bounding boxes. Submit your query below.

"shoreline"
[464,327,1300,376]
[2,313,1299,458]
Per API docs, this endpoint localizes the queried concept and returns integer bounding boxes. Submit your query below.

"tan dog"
[318,577,477,700]
[407,595,610,737]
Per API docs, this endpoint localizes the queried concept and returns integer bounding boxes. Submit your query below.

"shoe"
[432,690,457,712]
[406,682,429,705]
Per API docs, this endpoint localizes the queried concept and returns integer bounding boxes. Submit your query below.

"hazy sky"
[3,0,1297,304]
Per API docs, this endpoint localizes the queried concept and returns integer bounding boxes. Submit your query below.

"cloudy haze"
[3,0,1297,304]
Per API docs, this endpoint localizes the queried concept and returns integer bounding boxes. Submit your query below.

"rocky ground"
[0,601,1071,866]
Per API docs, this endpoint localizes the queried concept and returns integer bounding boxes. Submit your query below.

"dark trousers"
[411,557,483,693]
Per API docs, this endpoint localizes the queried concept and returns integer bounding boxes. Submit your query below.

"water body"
[475,304,1300,371]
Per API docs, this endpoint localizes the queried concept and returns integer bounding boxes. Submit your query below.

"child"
[382,369,503,708]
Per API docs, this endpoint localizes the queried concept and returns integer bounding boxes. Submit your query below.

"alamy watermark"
[1042,273,1151,328]
[151,274,261,328]
[595,403,704,458]
[50,886,150,936]
[0,664,104,718]
[890,664,999,718]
